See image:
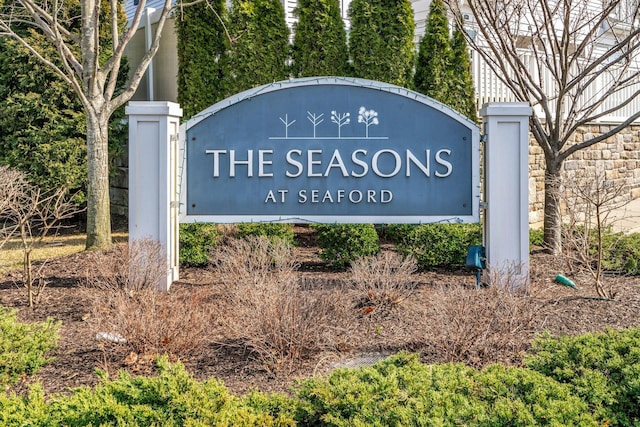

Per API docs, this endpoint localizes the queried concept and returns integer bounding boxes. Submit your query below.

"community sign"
[180,77,480,224]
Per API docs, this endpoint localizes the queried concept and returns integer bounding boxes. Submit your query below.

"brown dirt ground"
[1,225,639,397]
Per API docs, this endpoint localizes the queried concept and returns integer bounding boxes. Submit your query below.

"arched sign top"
[185,76,478,131]
[180,76,480,224]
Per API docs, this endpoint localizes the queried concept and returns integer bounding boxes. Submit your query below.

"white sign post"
[126,101,183,291]
[480,102,532,286]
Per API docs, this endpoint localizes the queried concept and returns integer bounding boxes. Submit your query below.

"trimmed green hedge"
[236,223,295,245]
[395,223,482,270]
[600,231,640,275]
[179,223,222,267]
[313,224,379,269]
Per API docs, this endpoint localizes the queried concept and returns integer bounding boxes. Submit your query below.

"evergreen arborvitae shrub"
[313,223,379,269]
[176,0,229,119]
[0,0,128,200]
[449,28,477,119]
[414,0,451,103]
[226,0,290,94]
[525,327,640,426]
[348,0,415,86]
[291,0,349,77]
[395,223,482,270]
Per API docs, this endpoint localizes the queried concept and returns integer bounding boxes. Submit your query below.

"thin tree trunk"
[543,166,563,255]
[85,112,112,250]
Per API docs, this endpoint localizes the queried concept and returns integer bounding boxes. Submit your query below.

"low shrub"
[423,285,539,367]
[474,364,598,426]
[313,224,379,269]
[529,228,544,249]
[349,252,419,318]
[600,231,640,275]
[0,384,48,425]
[213,237,351,370]
[0,307,59,389]
[179,223,221,266]
[525,327,640,426]
[85,241,214,356]
[45,357,296,426]
[377,224,417,244]
[294,352,597,426]
[235,223,295,245]
[395,223,482,270]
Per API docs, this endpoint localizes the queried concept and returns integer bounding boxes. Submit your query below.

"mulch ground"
[1,226,639,397]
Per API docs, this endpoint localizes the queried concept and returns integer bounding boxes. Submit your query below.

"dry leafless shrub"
[484,261,530,294]
[212,236,351,371]
[349,251,419,317]
[85,239,214,356]
[86,238,167,291]
[0,165,79,306]
[562,169,628,299]
[423,283,540,367]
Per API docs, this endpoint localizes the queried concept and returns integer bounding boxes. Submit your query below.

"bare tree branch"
[450,0,640,252]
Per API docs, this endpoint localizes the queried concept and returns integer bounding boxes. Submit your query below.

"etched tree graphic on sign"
[331,111,350,138]
[279,114,296,138]
[358,106,379,138]
[307,111,324,138]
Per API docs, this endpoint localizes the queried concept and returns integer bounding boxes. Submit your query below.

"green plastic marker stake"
[554,274,578,289]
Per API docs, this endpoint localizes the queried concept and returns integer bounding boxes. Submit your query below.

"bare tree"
[450,0,640,253]
[1,166,79,306]
[0,0,191,250]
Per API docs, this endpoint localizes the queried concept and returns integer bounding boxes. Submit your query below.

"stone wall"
[528,124,640,227]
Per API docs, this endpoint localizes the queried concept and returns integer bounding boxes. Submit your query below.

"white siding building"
[124,0,640,123]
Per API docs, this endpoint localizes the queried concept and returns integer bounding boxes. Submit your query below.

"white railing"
[470,49,640,123]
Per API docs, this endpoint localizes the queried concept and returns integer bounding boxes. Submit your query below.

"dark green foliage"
[179,223,222,266]
[45,357,296,426]
[395,223,482,270]
[449,28,477,119]
[599,231,640,275]
[291,0,349,77]
[313,223,379,269]
[176,0,230,119]
[348,0,415,86]
[414,0,451,102]
[295,352,598,426]
[0,1,128,200]
[0,308,59,388]
[0,38,86,195]
[529,228,545,248]
[226,0,290,94]
[11,329,640,426]
[413,2,476,119]
[377,224,418,244]
[235,223,295,245]
[525,327,640,426]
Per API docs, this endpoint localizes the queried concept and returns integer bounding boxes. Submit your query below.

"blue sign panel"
[181,77,479,224]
